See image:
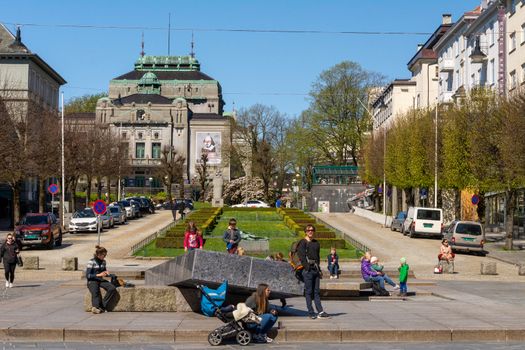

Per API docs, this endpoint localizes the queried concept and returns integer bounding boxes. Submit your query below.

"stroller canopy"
[200,280,228,317]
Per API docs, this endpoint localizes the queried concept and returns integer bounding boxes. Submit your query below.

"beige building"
[371,79,416,131]
[95,54,231,192]
[506,0,525,92]
[0,24,66,229]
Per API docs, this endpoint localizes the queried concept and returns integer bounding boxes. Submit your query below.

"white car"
[231,200,270,208]
[69,208,102,233]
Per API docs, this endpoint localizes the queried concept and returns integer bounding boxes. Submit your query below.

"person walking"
[222,218,241,254]
[296,224,330,319]
[170,200,177,221]
[245,283,278,343]
[86,245,117,314]
[0,233,21,288]
[178,200,186,221]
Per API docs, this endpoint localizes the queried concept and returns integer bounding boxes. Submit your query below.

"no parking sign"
[93,199,107,215]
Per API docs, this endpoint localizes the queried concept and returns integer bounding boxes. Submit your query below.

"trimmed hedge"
[156,237,184,249]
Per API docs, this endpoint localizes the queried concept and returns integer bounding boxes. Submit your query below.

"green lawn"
[133,207,362,259]
[210,210,295,238]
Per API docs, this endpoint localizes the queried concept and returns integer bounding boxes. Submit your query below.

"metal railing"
[129,220,177,256]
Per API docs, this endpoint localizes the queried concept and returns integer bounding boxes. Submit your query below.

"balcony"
[130,158,162,166]
[440,91,454,103]
[440,59,454,72]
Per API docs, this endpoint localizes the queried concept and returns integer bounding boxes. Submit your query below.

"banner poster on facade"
[196,131,221,165]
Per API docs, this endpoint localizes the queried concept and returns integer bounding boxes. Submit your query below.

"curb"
[1,327,524,343]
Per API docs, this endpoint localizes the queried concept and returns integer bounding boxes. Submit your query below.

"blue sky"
[1,0,480,117]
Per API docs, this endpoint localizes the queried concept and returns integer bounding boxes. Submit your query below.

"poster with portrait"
[196,131,221,165]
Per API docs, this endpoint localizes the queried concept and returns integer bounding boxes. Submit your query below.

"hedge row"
[277,208,336,239]
[161,207,222,241]
[223,207,276,212]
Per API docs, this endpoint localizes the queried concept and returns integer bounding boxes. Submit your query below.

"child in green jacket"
[398,257,409,296]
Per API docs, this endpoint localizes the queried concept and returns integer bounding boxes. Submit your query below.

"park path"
[313,212,521,281]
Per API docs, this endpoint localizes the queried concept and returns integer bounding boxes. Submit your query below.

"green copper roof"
[138,72,160,86]
[135,55,200,72]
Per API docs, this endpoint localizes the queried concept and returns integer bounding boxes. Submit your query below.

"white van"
[402,207,443,238]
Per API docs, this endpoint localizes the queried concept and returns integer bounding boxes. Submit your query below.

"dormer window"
[137,109,145,120]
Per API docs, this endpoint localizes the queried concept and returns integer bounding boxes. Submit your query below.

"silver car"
[443,221,485,255]
[108,205,126,224]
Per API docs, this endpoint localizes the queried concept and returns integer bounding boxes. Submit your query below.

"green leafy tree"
[65,93,106,114]
[305,61,385,166]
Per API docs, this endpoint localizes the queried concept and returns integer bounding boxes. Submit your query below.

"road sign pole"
[51,193,54,215]
[97,214,101,246]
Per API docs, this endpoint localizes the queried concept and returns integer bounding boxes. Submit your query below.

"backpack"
[371,281,390,296]
[289,240,305,282]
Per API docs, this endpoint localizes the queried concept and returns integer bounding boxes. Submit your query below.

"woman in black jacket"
[0,233,21,288]
[86,245,117,314]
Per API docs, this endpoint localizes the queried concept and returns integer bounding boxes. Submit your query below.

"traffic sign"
[93,199,107,215]
[471,194,480,205]
[48,184,59,195]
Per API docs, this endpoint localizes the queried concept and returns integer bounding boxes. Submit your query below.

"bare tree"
[154,146,185,203]
[195,153,211,202]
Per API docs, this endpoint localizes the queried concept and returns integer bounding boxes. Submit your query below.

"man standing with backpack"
[296,224,330,319]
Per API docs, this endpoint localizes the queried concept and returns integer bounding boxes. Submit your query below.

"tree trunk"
[96,176,103,199]
[12,182,21,225]
[86,176,92,207]
[166,181,173,203]
[38,177,46,213]
[505,189,517,250]
[179,177,184,199]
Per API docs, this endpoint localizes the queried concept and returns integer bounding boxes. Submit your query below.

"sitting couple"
[360,251,400,291]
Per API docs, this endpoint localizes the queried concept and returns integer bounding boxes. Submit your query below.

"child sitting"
[370,256,399,290]
[327,247,340,279]
[398,257,409,297]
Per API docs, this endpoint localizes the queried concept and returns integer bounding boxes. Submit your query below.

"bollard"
[480,261,497,275]
[23,256,39,270]
[62,257,78,271]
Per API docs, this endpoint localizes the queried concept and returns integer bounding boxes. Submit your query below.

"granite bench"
[83,286,194,312]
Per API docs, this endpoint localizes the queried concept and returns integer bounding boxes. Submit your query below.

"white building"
[506,0,525,93]
[371,79,416,131]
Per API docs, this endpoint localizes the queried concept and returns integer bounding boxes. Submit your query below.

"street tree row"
[362,88,525,249]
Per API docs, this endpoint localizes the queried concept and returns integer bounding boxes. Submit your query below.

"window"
[154,132,159,139]
[122,132,127,139]
[135,142,145,158]
[447,73,453,91]
[521,23,525,45]
[510,32,516,52]
[454,42,459,57]
[152,143,161,159]
[489,59,495,85]
[522,63,525,84]
[510,70,517,89]
[471,73,476,86]
[138,132,143,139]
[416,209,441,221]
[510,0,516,13]
[488,25,494,46]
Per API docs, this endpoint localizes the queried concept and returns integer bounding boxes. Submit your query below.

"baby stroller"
[197,283,260,346]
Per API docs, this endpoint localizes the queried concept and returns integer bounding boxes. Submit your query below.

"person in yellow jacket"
[398,257,409,297]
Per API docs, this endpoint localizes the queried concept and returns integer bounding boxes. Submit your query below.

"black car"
[161,199,194,211]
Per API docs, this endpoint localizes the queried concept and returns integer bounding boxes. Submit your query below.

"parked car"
[140,196,156,214]
[117,200,134,219]
[69,208,102,233]
[402,207,443,238]
[108,205,127,225]
[128,199,142,218]
[443,221,485,255]
[99,208,114,229]
[390,211,407,232]
[231,200,270,208]
[15,213,62,249]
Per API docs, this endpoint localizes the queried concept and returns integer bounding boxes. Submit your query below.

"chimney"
[442,14,452,25]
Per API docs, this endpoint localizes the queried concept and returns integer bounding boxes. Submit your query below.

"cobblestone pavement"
[0,342,524,349]
[314,213,523,281]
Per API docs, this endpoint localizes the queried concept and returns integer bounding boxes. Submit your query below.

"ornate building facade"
[95,55,231,192]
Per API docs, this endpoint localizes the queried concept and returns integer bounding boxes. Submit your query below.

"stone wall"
[309,184,366,213]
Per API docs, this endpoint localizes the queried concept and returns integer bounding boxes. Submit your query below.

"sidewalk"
[1,279,525,343]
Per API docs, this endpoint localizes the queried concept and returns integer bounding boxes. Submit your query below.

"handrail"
[314,216,370,254]
[129,220,177,256]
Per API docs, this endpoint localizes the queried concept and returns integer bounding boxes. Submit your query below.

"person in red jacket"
[184,221,203,251]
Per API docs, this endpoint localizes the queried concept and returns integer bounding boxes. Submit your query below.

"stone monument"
[212,169,224,207]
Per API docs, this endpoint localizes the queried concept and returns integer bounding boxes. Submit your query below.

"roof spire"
[190,31,195,58]
[140,31,145,57]
[14,25,22,45]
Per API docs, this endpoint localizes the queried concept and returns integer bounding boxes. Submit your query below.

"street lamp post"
[148,177,153,196]
[434,101,438,208]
